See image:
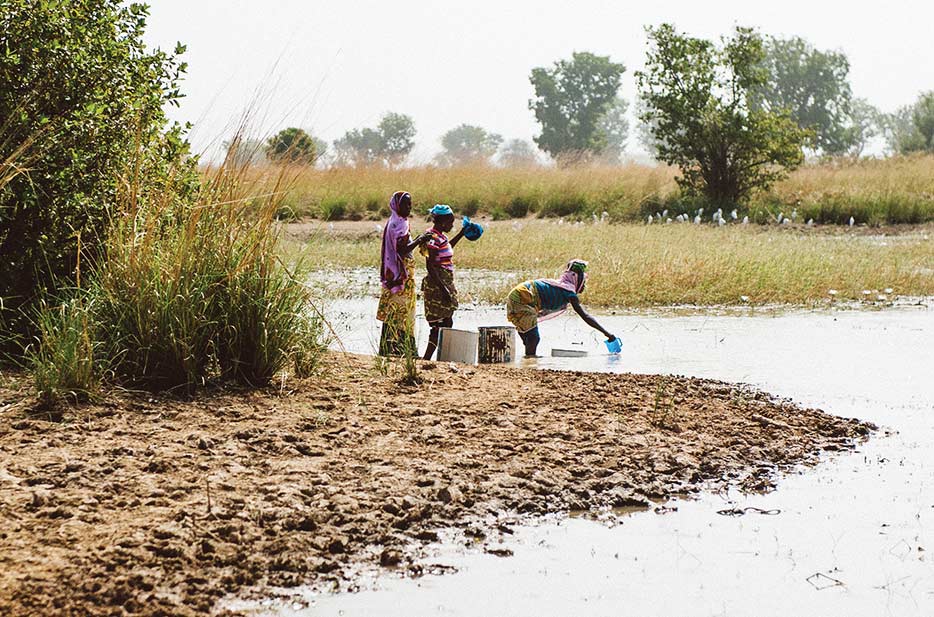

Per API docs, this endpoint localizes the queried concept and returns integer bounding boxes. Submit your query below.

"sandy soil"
[0,354,873,616]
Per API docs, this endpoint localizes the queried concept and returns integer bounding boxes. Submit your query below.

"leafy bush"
[0,0,193,352]
[506,196,534,218]
[266,127,318,164]
[319,198,348,221]
[459,198,481,217]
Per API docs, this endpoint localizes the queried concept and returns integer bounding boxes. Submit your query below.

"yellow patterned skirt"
[377,257,416,355]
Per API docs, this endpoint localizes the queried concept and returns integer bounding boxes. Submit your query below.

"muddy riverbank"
[0,353,871,616]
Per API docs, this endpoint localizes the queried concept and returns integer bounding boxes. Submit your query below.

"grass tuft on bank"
[26,144,327,405]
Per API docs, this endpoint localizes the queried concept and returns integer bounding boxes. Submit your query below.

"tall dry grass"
[256,155,934,226]
[268,162,678,221]
[27,136,327,403]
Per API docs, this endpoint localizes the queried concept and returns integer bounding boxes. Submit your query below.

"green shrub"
[491,207,510,221]
[320,198,348,221]
[506,196,533,218]
[460,198,481,217]
[0,0,193,352]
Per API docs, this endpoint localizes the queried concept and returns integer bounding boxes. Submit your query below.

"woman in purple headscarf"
[377,191,428,356]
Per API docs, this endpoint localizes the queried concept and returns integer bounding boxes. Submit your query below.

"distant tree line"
[234,27,932,205]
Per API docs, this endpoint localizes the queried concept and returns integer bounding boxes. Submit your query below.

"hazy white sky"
[143,0,934,161]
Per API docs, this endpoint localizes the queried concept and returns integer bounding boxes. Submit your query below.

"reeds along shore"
[252,155,934,226]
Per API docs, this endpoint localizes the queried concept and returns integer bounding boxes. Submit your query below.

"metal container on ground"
[478,326,516,364]
[437,328,479,364]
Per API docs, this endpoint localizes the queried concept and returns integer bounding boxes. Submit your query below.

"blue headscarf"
[429,204,453,216]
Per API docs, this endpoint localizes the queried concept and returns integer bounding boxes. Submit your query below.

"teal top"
[533,280,577,312]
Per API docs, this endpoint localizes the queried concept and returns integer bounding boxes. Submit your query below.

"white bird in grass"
[783,218,791,225]
[647,215,653,224]
[806,219,814,227]
[776,212,784,224]
[718,218,726,226]
[791,208,798,222]
[374,223,383,234]
[666,218,672,224]
[740,295,750,303]
[730,209,738,220]
[849,216,855,226]
[884,287,894,294]
[693,214,702,224]
[662,209,669,218]
[828,289,838,297]
[328,223,335,233]
[601,211,609,222]
[742,216,749,224]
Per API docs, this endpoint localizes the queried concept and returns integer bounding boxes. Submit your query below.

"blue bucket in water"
[604,337,622,354]
[462,216,484,241]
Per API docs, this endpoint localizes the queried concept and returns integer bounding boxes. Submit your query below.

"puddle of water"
[257,300,934,616]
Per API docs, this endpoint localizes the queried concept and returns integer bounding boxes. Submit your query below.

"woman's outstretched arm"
[569,297,616,341]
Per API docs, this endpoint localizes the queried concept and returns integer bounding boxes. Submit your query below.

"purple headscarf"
[380,191,411,293]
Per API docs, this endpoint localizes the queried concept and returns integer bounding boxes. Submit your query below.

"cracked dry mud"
[0,353,873,616]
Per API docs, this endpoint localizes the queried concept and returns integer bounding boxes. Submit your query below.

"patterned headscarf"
[545,259,588,294]
[380,191,411,293]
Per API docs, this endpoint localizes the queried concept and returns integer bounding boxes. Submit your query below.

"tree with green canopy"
[595,97,630,164]
[884,91,934,154]
[498,139,540,167]
[636,24,808,206]
[529,52,625,163]
[754,36,854,155]
[436,124,503,166]
[333,113,416,167]
[377,112,417,165]
[265,127,318,164]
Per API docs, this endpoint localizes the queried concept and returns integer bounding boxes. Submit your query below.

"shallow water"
[267,300,934,616]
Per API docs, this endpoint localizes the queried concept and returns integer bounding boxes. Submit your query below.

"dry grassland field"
[262,155,934,226]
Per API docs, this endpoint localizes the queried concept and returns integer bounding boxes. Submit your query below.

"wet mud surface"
[0,354,872,616]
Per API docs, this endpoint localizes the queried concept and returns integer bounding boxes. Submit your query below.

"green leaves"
[0,0,193,352]
[264,127,318,165]
[636,24,807,206]
[436,124,503,166]
[754,35,855,155]
[529,52,626,163]
[333,112,416,167]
